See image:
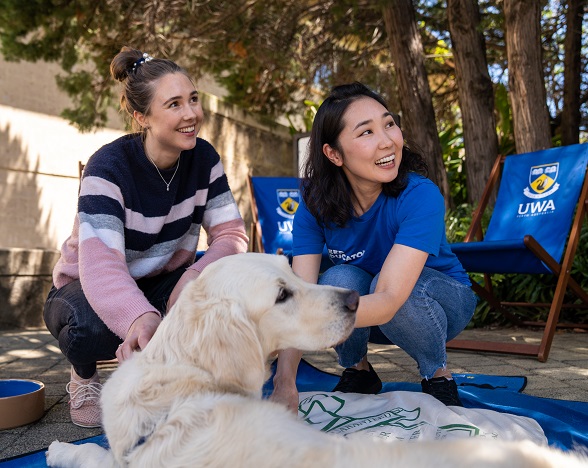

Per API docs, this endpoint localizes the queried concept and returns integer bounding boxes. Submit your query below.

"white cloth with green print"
[298,391,546,444]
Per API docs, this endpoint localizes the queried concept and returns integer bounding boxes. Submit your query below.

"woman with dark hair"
[43,46,248,428]
[271,82,476,412]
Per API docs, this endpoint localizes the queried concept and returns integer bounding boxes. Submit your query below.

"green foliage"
[439,124,467,206]
[0,0,271,130]
[0,0,583,146]
[287,99,320,134]
[0,0,472,131]
[56,71,111,131]
[445,203,476,243]
[494,83,516,156]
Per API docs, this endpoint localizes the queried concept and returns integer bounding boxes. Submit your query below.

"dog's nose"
[343,290,360,312]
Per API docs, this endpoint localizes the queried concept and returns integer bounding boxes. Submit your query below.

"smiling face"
[136,72,204,167]
[324,96,403,194]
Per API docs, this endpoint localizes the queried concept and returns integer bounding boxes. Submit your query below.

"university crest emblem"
[523,163,560,199]
[276,188,300,218]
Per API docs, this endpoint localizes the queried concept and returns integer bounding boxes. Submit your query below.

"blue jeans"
[319,265,477,379]
[43,268,186,379]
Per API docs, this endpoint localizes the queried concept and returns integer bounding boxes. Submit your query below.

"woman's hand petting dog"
[116,312,161,362]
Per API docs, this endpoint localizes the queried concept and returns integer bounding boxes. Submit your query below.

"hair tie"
[130,52,154,74]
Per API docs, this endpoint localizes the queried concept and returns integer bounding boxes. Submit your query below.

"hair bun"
[110,46,145,82]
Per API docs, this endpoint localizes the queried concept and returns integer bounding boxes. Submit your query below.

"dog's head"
[155,253,358,395]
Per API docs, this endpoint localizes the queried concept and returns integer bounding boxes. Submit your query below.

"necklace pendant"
[145,150,180,192]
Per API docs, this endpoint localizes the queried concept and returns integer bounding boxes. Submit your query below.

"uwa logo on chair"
[276,188,300,231]
[524,163,560,199]
[519,162,560,217]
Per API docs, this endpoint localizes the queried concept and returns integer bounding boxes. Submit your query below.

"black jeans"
[43,268,186,378]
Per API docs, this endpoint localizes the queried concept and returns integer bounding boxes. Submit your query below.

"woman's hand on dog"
[117,312,162,362]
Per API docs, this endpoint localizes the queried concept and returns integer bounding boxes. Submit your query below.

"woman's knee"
[319,264,373,294]
[44,285,79,340]
[378,290,448,355]
[44,281,115,358]
[446,286,477,340]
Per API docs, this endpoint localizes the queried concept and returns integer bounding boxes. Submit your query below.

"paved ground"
[1,326,587,462]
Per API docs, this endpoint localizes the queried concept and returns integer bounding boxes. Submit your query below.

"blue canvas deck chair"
[447,144,588,362]
[247,175,301,257]
[247,175,332,273]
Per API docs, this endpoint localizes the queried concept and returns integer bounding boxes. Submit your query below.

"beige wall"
[0,56,294,250]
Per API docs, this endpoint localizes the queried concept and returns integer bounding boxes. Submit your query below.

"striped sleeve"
[188,160,248,273]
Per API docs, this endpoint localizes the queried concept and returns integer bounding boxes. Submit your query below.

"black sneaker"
[332,363,382,394]
[421,376,463,406]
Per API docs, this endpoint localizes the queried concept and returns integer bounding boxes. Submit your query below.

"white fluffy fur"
[47,253,588,468]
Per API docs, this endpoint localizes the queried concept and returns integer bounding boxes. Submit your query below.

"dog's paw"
[46,440,75,467]
[46,440,116,468]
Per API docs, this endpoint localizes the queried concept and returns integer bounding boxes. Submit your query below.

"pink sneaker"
[66,367,102,428]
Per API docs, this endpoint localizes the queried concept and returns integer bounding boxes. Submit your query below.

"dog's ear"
[192,300,267,396]
[155,276,269,396]
[166,282,268,396]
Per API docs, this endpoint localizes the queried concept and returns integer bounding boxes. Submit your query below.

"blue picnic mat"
[2,359,586,466]
[0,435,108,467]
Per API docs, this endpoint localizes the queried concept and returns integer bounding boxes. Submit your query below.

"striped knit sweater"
[53,134,248,338]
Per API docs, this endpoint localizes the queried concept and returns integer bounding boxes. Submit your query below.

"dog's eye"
[276,287,292,303]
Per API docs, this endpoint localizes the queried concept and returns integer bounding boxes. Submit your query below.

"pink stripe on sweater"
[188,218,248,273]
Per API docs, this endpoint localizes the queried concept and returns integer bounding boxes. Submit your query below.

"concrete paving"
[1,326,587,462]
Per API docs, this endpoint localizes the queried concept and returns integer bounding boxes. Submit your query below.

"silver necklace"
[146,153,180,191]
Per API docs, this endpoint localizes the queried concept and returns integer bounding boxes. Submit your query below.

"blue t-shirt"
[292,173,470,285]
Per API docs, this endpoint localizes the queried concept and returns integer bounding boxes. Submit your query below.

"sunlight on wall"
[0,105,123,248]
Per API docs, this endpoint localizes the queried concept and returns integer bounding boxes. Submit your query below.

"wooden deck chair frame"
[247,175,259,252]
[247,174,268,253]
[447,152,588,362]
[78,161,85,192]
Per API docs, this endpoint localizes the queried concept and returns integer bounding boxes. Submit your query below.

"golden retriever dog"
[46,253,587,468]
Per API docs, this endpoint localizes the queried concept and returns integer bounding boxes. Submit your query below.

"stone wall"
[0,56,294,327]
[0,248,60,328]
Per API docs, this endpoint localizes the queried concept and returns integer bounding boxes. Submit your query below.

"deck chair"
[247,175,301,256]
[247,175,331,267]
[447,144,588,361]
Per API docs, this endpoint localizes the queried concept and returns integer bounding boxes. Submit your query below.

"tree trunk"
[561,0,585,146]
[504,0,552,153]
[447,0,499,205]
[381,0,452,207]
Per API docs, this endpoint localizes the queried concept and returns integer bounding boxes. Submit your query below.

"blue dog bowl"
[0,379,45,429]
